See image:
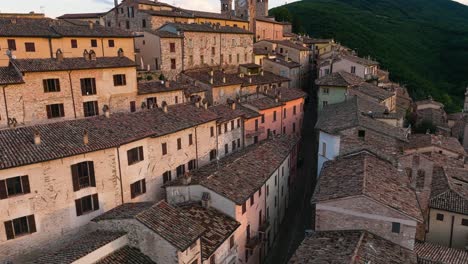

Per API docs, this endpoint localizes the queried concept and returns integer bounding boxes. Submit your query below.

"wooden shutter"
[142,179,146,194]
[83,102,89,117]
[71,164,80,192]
[43,79,48,92]
[113,75,118,86]
[130,101,136,112]
[80,79,86,95]
[59,104,65,117]
[91,78,96,94]
[4,221,14,240]
[27,215,36,234]
[0,180,7,199]
[92,194,99,211]
[127,149,133,165]
[122,75,126,85]
[88,162,96,187]
[130,182,135,199]
[138,147,144,161]
[94,101,99,115]
[21,176,31,194]
[46,105,52,119]
[55,79,61,92]
[75,199,83,216]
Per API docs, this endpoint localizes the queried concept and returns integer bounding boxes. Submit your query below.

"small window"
[91,39,97,47]
[462,219,468,226]
[130,101,136,112]
[188,134,193,145]
[80,78,97,95]
[212,47,216,56]
[7,39,16,50]
[232,140,236,151]
[250,195,254,206]
[25,42,35,52]
[127,146,144,165]
[321,142,326,157]
[163,171,172,184]
[322,88,329,94]
[71,39,78,48]
[130,179,146,199]
[75,194,99,216]
[4,215,36,240]
[142,19,147,28]
[210,127,215,137]
[242,202,246,214]
[261,115,265,124]
[43,79,61,92]
[358,130,366,138]
[0,176,30,199]
[71,161,96,191]
[237,138,241,148]
[170,43,176,53]
[176,164,185,177]
[293,105,297,115]
[171,59,176,70]
[237,119,241,128]
[266,185,269,196]
[351,66,356,74]
[113,74,126,86]
[323,101,328,107]
[229,236,234,248]
[177,138,182,150]
[259,187,262,197]
[162,143,167,155]
[83,101,99,117]
[210,149,217,161]
[188,159,197,171]
[46,104,65,119]
[125,20,130,29]
[436,213,444,221]
[231,120,235,130]
[391,222,401,233]
[224,123,228,133]
[107,21,111,27]
[225,144,229,155]
[273,111,277,122]
[108,40,115,47]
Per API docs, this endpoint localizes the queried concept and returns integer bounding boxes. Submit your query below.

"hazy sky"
[0,0,467,18]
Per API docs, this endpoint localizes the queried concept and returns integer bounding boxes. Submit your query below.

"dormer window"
[358,130,366,138]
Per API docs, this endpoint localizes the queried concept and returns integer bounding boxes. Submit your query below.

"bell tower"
[256,0,268,17]
[221,0,233,16]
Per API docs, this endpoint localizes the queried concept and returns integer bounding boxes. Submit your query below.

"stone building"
[0,16,135,67]
[315,71,364,111]
[255,17,292,41]
[413,98,448,129]
[318,54,379,81]
[313,151,423,250]
[165,135,299,264]
[263,56,301,89]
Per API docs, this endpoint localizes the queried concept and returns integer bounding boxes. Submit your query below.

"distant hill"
[270,0,468,112]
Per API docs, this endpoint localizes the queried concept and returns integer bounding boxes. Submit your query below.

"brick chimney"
[162,101,168,113]
[33,130,41,145]
[83,50,89,60]
[56,49,64,62]
[83,130,89,145]
[118,48,124,58]
[89,50,97,61]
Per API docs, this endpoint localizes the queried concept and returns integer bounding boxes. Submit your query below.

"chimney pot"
[222,76,226,83]
[183,172,192,185]
[231,102,236,110]
[89,21,94,30]
[56,49,64,62]
[162,101,168,113]
[83,130,89,145]
[83,49,89,60]
[117,48,124,58]
[33,130,41,145]
[210,77,214,85]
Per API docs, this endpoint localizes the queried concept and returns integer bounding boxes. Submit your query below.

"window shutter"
[92,194,99,210]
[21,176,31,194]
[4,221,14,240]
[95,101,99,115]
[43,79,48,92]
[127,150,133,165]
[83,102,89,117]
[46,105,52,119]
[55,79,61,91]
[80,79,85,95]
[138,147,144,161]
[27,215,36,234]
[75,199,83,216]
[113,75,117,86]
[71,164,80,192]
[0,180,7,199]
[88,162,96,187]
[122,75,126,85]
[91,78,96,92]
[59,104,64,117]
[130,182,136,199]
[142,179,146,194]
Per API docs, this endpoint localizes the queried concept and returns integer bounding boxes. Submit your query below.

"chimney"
[83,50,89,60]
[195,100,200,108]
[231,102,236,110]
[162,101,168,113]
[203,101,208,110]
[209,69,214,77]
[249,77,252,84]
[222,76,226,83]
[33,130,41,145]
[56,49,64,62]
[165,81,170,88]
[89,50,96,61]
[183,172,192,185]
[83,130,89,145]
[260,69,264,76]
[201,192,211,208]
[117,48,124,58]
[210,77,214,85]
[103,104,110,118]
[89,21,94,30]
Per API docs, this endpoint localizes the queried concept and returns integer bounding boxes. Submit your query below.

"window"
[255,119,259,131]
[189,134,193,145]
[436,213,444,221]
[283,126,286,134]
[170,43,176,53]
[163,171,172,184]
[229,54,232,63]
[358,130,366,138]
[7,39,16,50]
[283,109,287,118]
[224,123,228,133]
[80,78,96,95]
[91,39,97,47]
[175,96,178,104]
[242,202,246,214]
[250,195,254,206]
[218,125,222,135]
[127,6,134,17]
[273,111,277,122]
[210,149,217,161]
[351,66,356,74]
[189,55,193,65]
[4,215,36,240]
[75,194,99,216]
[107,21,111,27]
[46,104,65,119]
[71,39,78,48]
[237,119,241,128]
[225,144,229,155]
[188,159,197,171]
[25,42,35,52]
[130,179,146,199]
[416,170,426,189]
[293,106,297,115]
[212,47,216,56]
[232,140,236,151]
[127,146,144,165]
[43,79,61,92]
[162,143,167,155]
[113,74,126,86]
[229,236,234,248]
[275,175,278,186]
[462,219,468,226]
[171,59,176,69]
[259,187,262,197]
[237,54,240,63]
[146,97,157,109]
[142,19,147,28]
[177,138,182,150]
[322,88,329,94]
[293,123,296,133]
[266,185,269,196]
[83,101,99,117]
[176,164,185,177]
[231,120,235,130]
[210,255,216,264]
[108,39,115,47]
[130,101,136,112]
[323,101,328,107]
[237,138,241,148]
[200,55,204,64]
[261,115,265,123]
[391,222,401,233]
[254,136,258,144]
[125,21,130,29]
[71,161,95,191]
[210,127,215,137]
[321,142,326,157]
[0,176,30,199]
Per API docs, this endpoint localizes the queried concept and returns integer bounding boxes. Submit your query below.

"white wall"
[317,131,341,176]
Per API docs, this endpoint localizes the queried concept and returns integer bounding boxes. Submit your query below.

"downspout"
[48,37,53,58]
[116,146,125,204]
[280,105,284,135]
[449,215,455,248]
[195,126,199,168]
[2,85,9,122]
[101,38,105,57]
[67,70,77,118]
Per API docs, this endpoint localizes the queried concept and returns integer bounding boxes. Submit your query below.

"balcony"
[245,126,265,138]
[246,235,261,250]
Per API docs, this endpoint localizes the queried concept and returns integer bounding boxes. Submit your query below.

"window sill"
[128,160,144,166]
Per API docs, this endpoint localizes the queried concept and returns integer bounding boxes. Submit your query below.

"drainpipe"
[67,70,77,118]
[449,215,455,248]
[116,146,125,204]
[195,126,199,168]
[2,85,9,122]
[100,38,105,57]
[48,37,53,59]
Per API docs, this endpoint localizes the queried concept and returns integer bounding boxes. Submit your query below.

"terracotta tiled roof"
[241,96,283,111]
[415,241,468,264]
[253,47,269,55]
[239,71,290,86]
[209,104,245,123]
[430,167,468,215]
[0,17,132,37]
[178,203,240,260]
[57,13,106,19]
[255,17,291,25]
[34,231,127,264]
[146,29,183,38]
[186,10,247,22]
[0,104,218,170]
[264,56,301,69]
[289,230,417,264]
[404,134,466,156]
[184,70,244,87]
[141,9,193,18]
[92,202,154,222]
[350,82,394,101]
[138,80,190,95]
[315,97,408,141]
[96,246,156,264]
[301,38,333,44]
[415,99,444,108]
[314,152,423,221]
[271,40,310,51]
[161,23,252,35]
[136,201,205,251]
[11,57,136,72]
[315,71,365,87]
[236,104,261,119]
[340,54,379,66]
[167,135,299,204]
[0,66,23,85]
[273,87,307,102]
